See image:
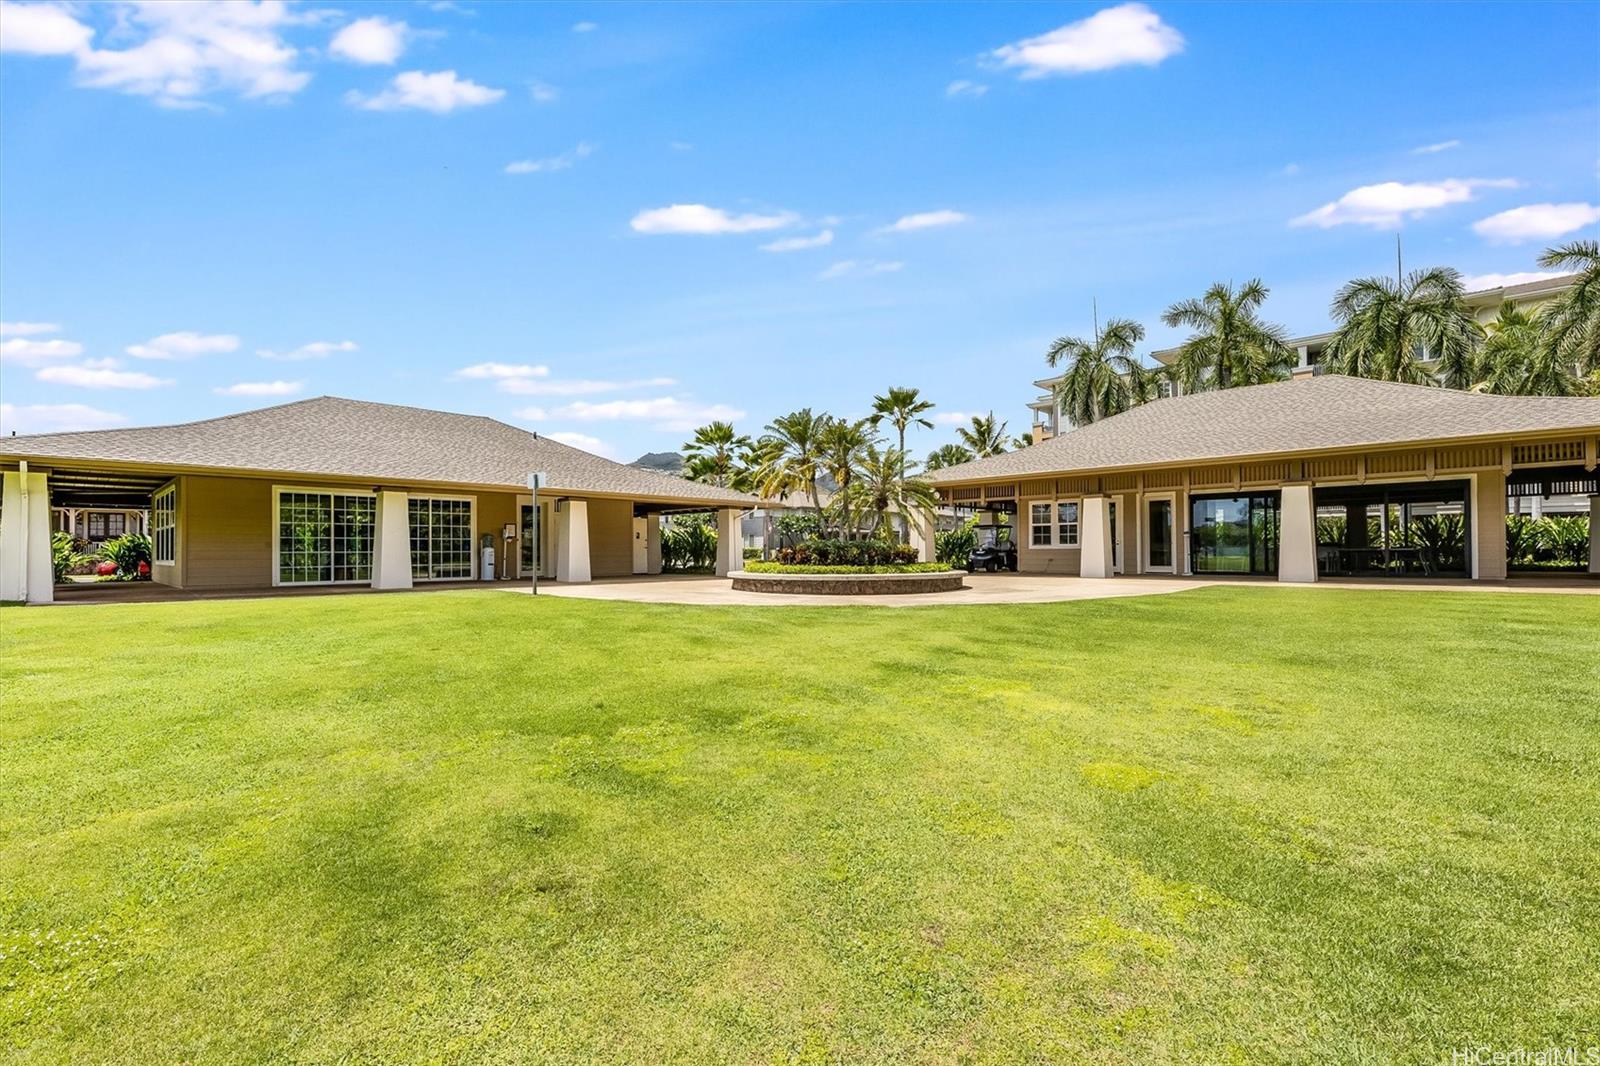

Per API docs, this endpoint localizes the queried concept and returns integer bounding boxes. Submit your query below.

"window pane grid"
[409,497,473,580]
[152,486,177,564]
[1057,501,1079,546]
[277,490,373,585]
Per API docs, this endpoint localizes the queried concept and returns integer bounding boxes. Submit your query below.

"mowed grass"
[2,587,1597,1063]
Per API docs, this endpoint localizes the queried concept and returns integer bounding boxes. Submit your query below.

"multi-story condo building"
[1027,272,1579,444]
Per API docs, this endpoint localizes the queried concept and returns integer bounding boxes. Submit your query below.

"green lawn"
[3,588,1597,1063]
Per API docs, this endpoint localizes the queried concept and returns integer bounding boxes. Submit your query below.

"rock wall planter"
[728,570,967,595]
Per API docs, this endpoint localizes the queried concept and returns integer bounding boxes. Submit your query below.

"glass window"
[107,513,125,537]
[277,490,374,584]
[1030,502,1052,546]
[152,486,177,564]
[88,513,106,539]
[1057,501,1079,546]
[409,497,474,580]
[1148,499,1173,568]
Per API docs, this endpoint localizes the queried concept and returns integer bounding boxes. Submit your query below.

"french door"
[1146,497,1175,573]
[519,500,554,579]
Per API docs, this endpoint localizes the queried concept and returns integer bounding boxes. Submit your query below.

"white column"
[715,507,741,576]
[1,469,53,604]
[1278,483,1318,583]
[371,490,413,590]
[908,508,936,563]
[1589,496,1599,575]
[645,514,663,575]
[1080,495,1114,578]
[556,499,591,582]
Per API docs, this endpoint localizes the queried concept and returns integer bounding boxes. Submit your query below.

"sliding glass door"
[275,489,375,585]
[408,497,474,580]
[1190,493,1280,576]
[1146,498,1174,571]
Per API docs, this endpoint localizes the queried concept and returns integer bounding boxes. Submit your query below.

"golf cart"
[966,522,1018,573]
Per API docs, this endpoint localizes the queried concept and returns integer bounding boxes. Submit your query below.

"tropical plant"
[97,532,152,581]
[755,408,829,524]
[776,539,918,566]
[1324,266,1481,388]
[868,386,935,475]
[660,514,718,571]
[772,511,822,549]
[51,530,79,582]
[846,445,939,539]
[924,443,974,471]
[1045,317,1149,426]
[934,519,978,566]
[1504,514,1540,565]
[1392,514,1467,573]
[1537,515,1591,567]
[955,413,1008,458]
[1471,301,1575,396]
[1012,432,1034,449]
[682,421,753,489]
[818,416,876,537]
[1162,279,1293,392]
[1537,240,1600,377]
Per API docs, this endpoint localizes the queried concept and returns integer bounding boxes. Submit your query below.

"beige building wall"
[1473,470,1508,581]
[184,476,272,588]
[584,496,634,578]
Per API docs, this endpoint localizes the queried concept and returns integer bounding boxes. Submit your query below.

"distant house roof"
[0,396,756,506]
[929,376,1600,484]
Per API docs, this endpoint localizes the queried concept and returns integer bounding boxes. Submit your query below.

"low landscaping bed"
[743,561,950,575]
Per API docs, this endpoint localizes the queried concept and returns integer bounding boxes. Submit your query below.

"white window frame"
[406,493,478,582]
[1141,491,1178,574]
[1025,497,1081,549]
[271,484,378,587]
[152,483,178,565]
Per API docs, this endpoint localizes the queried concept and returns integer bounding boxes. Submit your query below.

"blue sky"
[2,1,1597,461]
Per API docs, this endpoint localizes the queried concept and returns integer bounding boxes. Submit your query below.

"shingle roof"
[929,376,1600,484]
[0,396,756,506]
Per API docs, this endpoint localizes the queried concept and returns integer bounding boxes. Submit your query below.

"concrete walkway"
[508,572,1600,608]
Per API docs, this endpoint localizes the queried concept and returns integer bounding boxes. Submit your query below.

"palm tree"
[924,443,974,471]
[1537,241,1600,376]
[848,445,939,539]
[755,408,828,523]
[818,416,876,537]
[1324,266,1481,388]
[1162,279,1293,392]
[868,386,935,475]
[1011,431,1034,449]
[1045,317,1148,426]
[1472,301,1576,397]
[956,413,1008,458]
[682,421,752,489]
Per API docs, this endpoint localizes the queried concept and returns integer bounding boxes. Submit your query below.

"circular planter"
[728,569,967,595]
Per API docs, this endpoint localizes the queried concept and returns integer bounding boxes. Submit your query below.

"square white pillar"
[1080,495,1114,578]
[1589,496,1599,575]
[371,490,413,590]
[715,508,741,576]
[645,513,663,575]
[908,508,937,564]
[556,499,591,582]
[1278,483,1318,583]
[0,469,53,604]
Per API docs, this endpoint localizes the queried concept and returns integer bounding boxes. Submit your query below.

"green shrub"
[1505,514,1539,566]
[935,520,977,566]
[772,512,822,548]
[776,538,917,567]
[1506,513,1590,569]
[661,515,717,571]
[51,531,79,582]
[743,561,949,575]
[743,547,762,561]
[97,532,153,581]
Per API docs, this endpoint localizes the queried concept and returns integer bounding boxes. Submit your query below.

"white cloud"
[819,259,904,280]
[330,16,407,65]
[125,331,240,360]
[571,21,597,32]
[53,1,320,108]
[631,204,798,236]
[505,141,595,175]
[0,320,62,336]
[36,363,172,389]
[0,402,126,436]
[0,336,83,365]
[1280,162,1302,177]
[348,69,504,113]
[761,229,834,253]
[213,380,303,397]
[1459,271,1570,292]
[669,140,693,152]
[877,209,969,234]
[513,406,548,421]
[528,79,558,103]
[455,362,549,380]
[946,79,988,98]
[544,431,618,458]
[989,3,1184,78]
[1472,202,1600,244]
[1412,139,1462,155]
[933,411,977,426]
[0,1,91,55]
[499,376,676,397]
[552,396,746,432]
[1290,178,1519,229]
[257,339,358,361]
